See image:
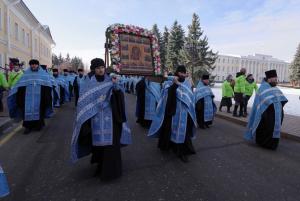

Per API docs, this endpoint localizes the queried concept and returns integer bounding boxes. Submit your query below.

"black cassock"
[16,86,52,130]
[195,98,214,129]
[157,83,195,157]
[135,79,152,128]
[73,77,79,106]
[78,84,126,180]
[59,85,65,105]
[255,103,285,150]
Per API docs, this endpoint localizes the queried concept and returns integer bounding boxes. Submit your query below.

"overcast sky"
[24,0,300,65]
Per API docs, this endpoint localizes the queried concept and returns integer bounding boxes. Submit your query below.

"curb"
[0,117,21,137]
[215,113,300,143]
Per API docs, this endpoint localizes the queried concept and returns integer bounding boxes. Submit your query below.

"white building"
[0,0,55,69]
[213,53,290,83]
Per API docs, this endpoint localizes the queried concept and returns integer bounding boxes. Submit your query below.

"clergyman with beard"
[244,69,288,150]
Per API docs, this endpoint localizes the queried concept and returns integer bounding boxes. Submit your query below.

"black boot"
[219,106,222,112]
[179,154,189,163]
[239,105,244,117]
[233,105,238,117]
[227,106,231,113]
[23,128,31,135]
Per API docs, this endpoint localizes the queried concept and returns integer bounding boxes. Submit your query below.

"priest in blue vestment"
[71,58,132,180]
[8,59,55,134]
[135,77,161,128]
[148,65,197,163]
[245,69,288,150]
[73,68,85,106]
[195,74,217,129]
[52,68,69,107]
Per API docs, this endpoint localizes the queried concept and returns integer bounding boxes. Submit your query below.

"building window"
[22,29,25,45]
[15,23,19,40]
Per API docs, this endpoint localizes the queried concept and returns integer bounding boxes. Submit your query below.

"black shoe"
[205,124,210,128]
[219,108,222,112]
[227,110,232,113]
[23,128,31,135]
[199,125,206,129]
[179,155,189,163]
[233,113,238,117]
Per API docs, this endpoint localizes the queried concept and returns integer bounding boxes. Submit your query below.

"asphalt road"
[0,94,300,201]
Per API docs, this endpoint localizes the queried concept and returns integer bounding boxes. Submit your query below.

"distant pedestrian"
[233,68,247,117]
[243,74,258,116]
[8,59,23,88]
[0,71,9,112]
[219,74,234,113]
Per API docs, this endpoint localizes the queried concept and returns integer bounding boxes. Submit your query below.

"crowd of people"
[0,57,288,197]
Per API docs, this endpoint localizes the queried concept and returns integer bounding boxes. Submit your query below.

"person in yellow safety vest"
[219,74,234,113]
[243,74,258,116]
[0,71,9,112]
[8,60,23,88]
[233,68,247,117]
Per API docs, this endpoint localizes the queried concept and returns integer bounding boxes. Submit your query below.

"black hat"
[63,69,69,72]
[236,72,241,78]
[202,74,209,80]
[265,69,277,79]
[90,58,105,70]
[11,58,20,65]
[175,65,186,74]
[52,69,58,72]
[29,59,39,65]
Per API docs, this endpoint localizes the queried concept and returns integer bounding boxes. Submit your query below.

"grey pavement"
[0,94,300,201]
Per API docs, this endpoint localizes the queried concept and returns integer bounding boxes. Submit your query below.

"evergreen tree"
[290,43,300,83]
[166,20,185,71]
[52,54,59,66]
[71,56,84,71]
[180,13,218,82]
[65,53,71,63]
[58,53,64,65]
[161,26,169,70]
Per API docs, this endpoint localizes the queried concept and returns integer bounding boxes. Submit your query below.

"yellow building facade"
[0,0,55,70]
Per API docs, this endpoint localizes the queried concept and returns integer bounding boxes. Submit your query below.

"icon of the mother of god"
[131,46,141,60]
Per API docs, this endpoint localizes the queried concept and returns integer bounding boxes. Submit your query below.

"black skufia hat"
[63,69,69,72]
[29,59,39,65]
[78,68,84,72]
[90,58,105,70]
[52,69,58,72]
[265,69,277,79]
[202,74,209,80]
[175,65,186,74]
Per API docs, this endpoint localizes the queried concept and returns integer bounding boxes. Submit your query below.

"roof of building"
[7,0,55,45]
